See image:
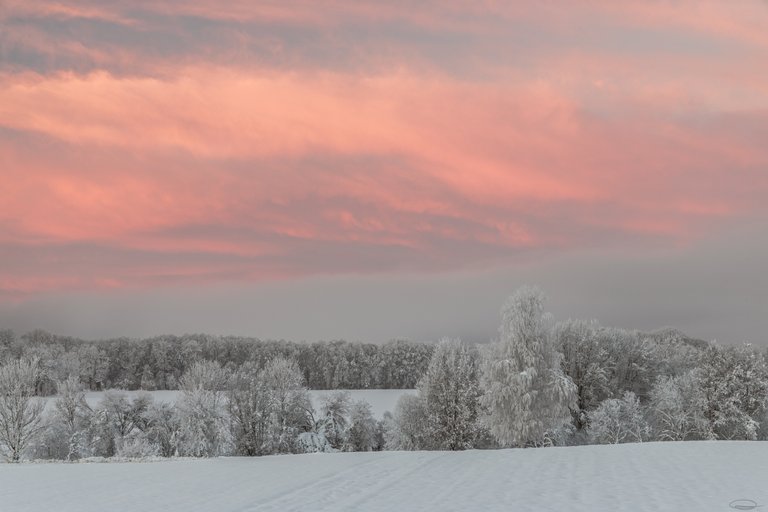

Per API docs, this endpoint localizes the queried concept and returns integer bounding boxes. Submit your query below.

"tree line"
[0,357,387,462]
[1,285,767,462]
[0,331,433,392]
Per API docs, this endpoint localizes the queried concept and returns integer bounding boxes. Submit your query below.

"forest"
[0,331,434,392]
[1,286,767,462]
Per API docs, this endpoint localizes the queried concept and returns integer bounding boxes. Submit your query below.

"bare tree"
[0,359,45,461]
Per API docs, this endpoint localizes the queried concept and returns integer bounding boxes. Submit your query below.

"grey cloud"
[2,4,747,77]
[1,222,766,345]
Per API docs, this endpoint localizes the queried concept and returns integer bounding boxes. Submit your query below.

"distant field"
[2,442,766,511]
[43,389,415,419]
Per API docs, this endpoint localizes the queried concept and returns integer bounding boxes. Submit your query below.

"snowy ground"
[44,389,414,419]
[1,442,766,512]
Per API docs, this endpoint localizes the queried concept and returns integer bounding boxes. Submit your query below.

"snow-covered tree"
[142,401,179,457]
[88,392,160,460]
[418,338,482,450]
[100,391,151,440]
[228,358,312,456]
[697,344,768,440]
[260,357,313,454]
[648,328,706,379]
[176,360,233,457]
[346,400,378,452]
[555,319,612,432]
[295,431,333,453]
[0,329,16,362]
[648,371,707,441]
[228,363,272,456]
[601,328,659,401]
[481,287,576,447]
[320,391,351,450]
[76,344,108,391]
[41,376,93,460]
[53,376,90,434]
[385,394,429,450]
[588,391,648,444]
[80,391,156,457]
[0,359,45,461]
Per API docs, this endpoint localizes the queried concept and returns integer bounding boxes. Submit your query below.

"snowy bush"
[588,391,649,444]
[296,432,333,453]
[116,434,159,458]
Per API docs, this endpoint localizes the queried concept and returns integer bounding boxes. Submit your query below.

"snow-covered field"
[44,389,414,419]
[2,442,766,512]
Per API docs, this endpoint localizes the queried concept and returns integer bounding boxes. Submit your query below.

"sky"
[1,1,767,344]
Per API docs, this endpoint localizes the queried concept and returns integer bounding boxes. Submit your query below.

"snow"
[1,442,766,511]
[43,389,414,419]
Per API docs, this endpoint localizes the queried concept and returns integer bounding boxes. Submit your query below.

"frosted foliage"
[261,357,313,454]
[386,394,428,450]
[46,376,92,460]
[418,338,482,450]
[53,376,90,433]
[296,431,333,453]
[346,400,378,452]
[99,391,151,439]
[555,319,612,430]
[176,390,233,456]
[320,391,351,450]
[649,372,707,441]
[143,402,178,457]
[117,435,159,458]
[588,391,648,444]
[176,361,233,457]
[228,358,312,456]
[228,365,272,456]
[481,287,576,447]
[697,345,768,440]
[180,360,228,393]
[75,391,157,458]
[0,359,45,461]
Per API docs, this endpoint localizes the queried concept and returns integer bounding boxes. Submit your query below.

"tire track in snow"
[327,452,452,512]
[243,452,448,512]
[236,452,401,512]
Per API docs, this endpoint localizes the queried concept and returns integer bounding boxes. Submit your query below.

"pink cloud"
[1,2,768,297]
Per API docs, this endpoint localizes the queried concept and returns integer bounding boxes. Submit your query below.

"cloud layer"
[1,1,767,308]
